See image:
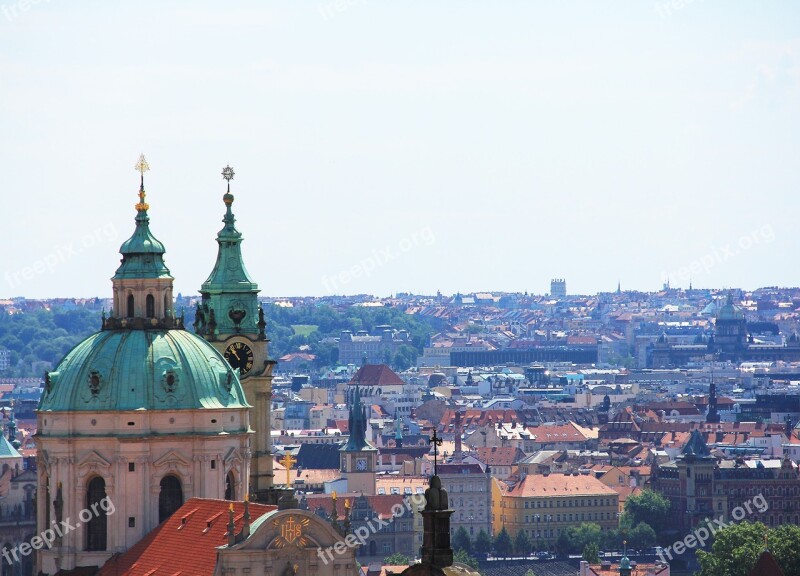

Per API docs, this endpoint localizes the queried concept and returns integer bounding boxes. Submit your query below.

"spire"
[199,165,260,337]
[619,540,631,576]
[707,371,721,423]
[342,385,369,451]
[6,402,19,450]
[394,410,403,448]
[107,155,177,328]
[114,155,171,280]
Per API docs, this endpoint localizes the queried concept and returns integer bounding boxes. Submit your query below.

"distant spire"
[707,371,720,423]
[394,410,403,448]
[342,385,369,451]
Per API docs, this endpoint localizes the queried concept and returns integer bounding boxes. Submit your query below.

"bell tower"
[339,386,377,495]
[196,166,276,500]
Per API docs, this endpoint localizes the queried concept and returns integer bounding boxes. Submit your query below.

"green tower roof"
[113,164,172,280]
[196,166,261,338]
[200,170,258,294]
[39,328,250,413]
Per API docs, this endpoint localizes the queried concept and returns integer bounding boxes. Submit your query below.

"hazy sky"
[1,1,798,299]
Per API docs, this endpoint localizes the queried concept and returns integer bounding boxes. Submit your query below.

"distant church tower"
[194,166,276,501]
[36,157,252,575]
[707,374,721,424]
[550,278,567,298]
[340,387,377,495]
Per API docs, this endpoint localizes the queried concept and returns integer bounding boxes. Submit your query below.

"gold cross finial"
[134,154,150,211]
[281,452,295,487]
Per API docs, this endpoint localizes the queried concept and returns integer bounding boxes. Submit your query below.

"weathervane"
[222,165,235,192]
[134,154,150,211]
[429,429,443,476]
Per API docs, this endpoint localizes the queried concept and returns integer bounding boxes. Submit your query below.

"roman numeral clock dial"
[224,341,254,377]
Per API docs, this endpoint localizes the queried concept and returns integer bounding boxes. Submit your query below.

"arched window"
[86,477,107,551]
[127,294,135,318]
[146,294,155,319]
[225,472,235,501]
[164,294,170,318]
[159,475,183,523]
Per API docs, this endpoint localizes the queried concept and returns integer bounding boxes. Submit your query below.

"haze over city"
[2,1,798,299]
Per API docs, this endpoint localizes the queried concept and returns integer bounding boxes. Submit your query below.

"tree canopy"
[624,489,670,536]
[697,522,800,576]
[494,527,513,557]
[383,552,411,565]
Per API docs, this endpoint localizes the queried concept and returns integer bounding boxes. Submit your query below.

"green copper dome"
[39,329,250,412]
[717,293,744,321]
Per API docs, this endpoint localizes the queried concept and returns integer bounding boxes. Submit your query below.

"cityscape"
[2,3,799,576]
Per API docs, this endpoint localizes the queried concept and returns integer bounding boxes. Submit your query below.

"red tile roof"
[474,446,526,467]
[749,549,785,576]
[349,364,405,387]
[97,498,276,576]
[508,474,618,498]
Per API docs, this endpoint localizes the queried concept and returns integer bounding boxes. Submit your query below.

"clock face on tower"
[224,341,254,376]
[356,458,368,471]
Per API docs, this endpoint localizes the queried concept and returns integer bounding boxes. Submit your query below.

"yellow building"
[493,473,619,549]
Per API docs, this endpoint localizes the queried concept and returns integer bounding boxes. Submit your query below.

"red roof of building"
[348,364,404,387]
[474,446,526,467]
[749,549,785,576]
[97,498,276,576]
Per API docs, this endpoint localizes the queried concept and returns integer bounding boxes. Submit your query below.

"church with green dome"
[35,157,255,576]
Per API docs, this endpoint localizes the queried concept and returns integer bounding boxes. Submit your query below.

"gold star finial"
[222,165,235,194]
[135,154,150,212]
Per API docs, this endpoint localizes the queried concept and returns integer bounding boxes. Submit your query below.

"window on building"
[127,294,135,318]
[225,471,235,501]
[146,294,155,318]
[158,475,183,523]
[86,477,108,551]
